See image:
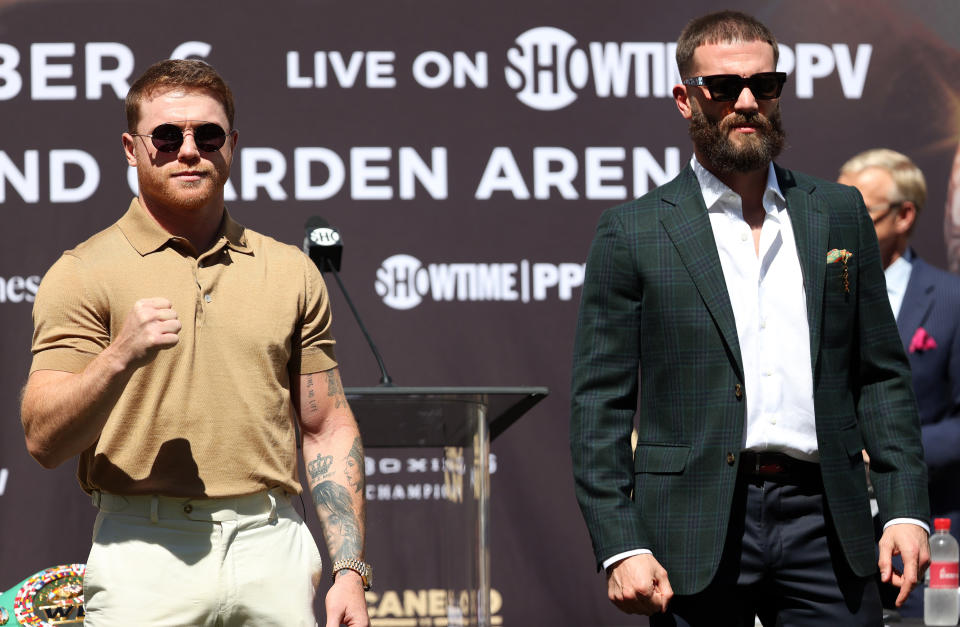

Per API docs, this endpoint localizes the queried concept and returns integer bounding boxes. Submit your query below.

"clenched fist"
[607,554,674,615]
[113,297,181,367]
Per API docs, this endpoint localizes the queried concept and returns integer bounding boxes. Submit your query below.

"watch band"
[331,558,373,591]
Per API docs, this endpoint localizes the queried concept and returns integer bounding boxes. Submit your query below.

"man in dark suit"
[840,148,960,615]
[571,11,930,626]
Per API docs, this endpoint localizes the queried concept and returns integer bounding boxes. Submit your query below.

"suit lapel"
[897,255,935,346]
[660,166,744,381]
[776,165,828,373]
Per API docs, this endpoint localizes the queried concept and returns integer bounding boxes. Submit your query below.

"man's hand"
[325,571,369,627]
[20,296,181,468]
[607,554,674,615]
[878,523,930,607]
[111,297,180,367]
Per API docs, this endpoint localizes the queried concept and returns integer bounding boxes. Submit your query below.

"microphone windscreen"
[305,216,330,230]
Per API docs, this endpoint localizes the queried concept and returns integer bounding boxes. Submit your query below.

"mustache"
[718,112,775,134]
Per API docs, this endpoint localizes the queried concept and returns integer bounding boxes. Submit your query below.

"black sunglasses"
[682,72,787,102]
[131,122,230,153]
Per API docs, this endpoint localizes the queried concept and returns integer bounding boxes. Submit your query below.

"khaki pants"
[83,489,322,627]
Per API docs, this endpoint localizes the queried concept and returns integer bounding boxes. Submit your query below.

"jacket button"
[735,384,743,400]
[726,452,736,465]
[183,504,193,513]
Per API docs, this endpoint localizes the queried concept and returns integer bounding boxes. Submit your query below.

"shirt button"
[770,416,777,425]
[204,294,212,303]
[741,232,749,242]
[726,452,736,466]
[760,318,767,329]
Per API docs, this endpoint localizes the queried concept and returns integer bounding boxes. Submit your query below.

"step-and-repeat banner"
[2,0,959,624]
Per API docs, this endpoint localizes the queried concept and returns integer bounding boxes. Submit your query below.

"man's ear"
[673,84,693,120]
[894,201,917,236]
[122,133,138,167]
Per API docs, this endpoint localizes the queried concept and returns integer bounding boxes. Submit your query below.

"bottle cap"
[934,518,951,531]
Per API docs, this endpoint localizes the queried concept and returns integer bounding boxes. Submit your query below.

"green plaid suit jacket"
[570,163,929,595]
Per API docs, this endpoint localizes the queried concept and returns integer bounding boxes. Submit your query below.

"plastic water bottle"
[925,518,959,625]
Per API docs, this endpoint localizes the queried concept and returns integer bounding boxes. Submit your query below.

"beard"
[688,100,786,174]
[137,164,224,212]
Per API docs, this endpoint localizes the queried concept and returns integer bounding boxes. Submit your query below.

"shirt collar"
[117,197,251,257]
[884,247,914,290]
[690,155,785,213]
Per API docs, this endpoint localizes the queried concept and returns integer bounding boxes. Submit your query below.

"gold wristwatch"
[331,558,373,591]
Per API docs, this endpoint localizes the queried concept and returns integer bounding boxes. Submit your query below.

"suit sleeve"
[852,194,930,524]
[919,292,960,471]
[571,209,650,569]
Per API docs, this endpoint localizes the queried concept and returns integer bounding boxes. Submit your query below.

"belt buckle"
[757,462,785,474]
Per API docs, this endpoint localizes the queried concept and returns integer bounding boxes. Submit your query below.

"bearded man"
[570,11,929,626]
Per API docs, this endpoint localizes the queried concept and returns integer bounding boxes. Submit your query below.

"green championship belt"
[0,565,85,626]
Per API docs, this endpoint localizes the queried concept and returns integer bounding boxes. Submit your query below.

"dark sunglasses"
[131,123,230,153]
[682,72,787,102]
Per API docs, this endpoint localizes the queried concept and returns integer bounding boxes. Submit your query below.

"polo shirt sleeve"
[30,253,110,374]
[297,252,338,374]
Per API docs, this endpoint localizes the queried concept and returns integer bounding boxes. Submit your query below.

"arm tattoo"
[345,436,365,494]
[312,480,363,561]
[305,373,319,414]
[325,370,348,409]
[307,453,334,480]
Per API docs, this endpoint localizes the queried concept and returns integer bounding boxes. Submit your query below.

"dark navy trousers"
[651,474,883,627]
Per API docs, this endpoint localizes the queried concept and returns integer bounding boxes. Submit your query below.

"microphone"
[303,217,394,386]
[304,217,343,272]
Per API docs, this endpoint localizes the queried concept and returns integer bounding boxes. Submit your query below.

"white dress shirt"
[884,249,913,320]
[603,157,925,571]
[693,157,819,461]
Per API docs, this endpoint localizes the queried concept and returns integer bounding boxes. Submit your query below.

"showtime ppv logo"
[375,254,584,310]
[504,26,872,111]
[286,29,871,109]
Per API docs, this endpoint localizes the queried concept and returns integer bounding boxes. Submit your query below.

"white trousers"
[83,488,322,627]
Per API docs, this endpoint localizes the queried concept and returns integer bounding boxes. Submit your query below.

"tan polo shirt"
[31,198,337,497]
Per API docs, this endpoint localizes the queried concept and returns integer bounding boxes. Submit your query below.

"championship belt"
[0,565,86,626]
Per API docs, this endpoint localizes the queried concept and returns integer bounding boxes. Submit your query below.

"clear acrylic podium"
[345,386,547,627]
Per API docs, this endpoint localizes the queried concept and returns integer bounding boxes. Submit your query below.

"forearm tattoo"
[312,480,362,561]
[305,372,319,414]
[326,370,348,409]
[307,454,333,480]
[345,436,365,494]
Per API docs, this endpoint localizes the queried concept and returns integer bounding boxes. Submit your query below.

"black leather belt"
[739,451,822,485]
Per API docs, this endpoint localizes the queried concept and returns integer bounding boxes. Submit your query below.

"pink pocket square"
[909,327,937,353]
